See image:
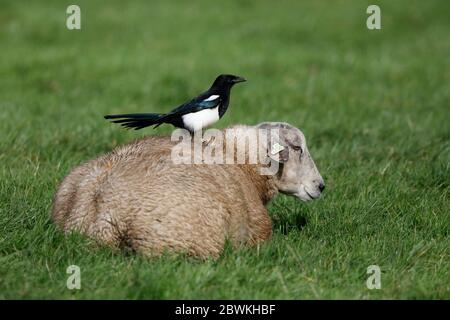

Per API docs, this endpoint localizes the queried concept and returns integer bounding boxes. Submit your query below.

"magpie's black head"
[211,74,246,89]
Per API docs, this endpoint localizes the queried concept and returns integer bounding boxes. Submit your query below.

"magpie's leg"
[202,135,216,147]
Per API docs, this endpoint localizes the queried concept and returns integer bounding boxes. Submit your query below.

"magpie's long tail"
[104,113,165,130]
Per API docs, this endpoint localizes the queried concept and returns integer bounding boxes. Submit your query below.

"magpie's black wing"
[156,93,222,124]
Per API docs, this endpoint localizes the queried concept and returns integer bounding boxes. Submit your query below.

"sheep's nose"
[318,183,325,193]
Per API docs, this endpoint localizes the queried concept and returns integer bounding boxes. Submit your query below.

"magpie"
[104,74,246,132]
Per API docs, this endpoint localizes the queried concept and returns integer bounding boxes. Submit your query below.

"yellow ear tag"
[271,143,285,155]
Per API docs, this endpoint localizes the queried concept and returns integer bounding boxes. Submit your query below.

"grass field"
[0,0,449,299]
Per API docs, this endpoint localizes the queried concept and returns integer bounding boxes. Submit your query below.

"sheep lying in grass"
[52,122,324,258]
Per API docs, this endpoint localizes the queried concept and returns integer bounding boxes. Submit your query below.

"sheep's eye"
[292,145,303,154]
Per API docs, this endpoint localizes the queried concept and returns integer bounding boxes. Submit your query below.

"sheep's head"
[258,122,325,202]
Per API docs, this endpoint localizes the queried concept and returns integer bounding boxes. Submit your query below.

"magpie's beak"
[232,76,247,83]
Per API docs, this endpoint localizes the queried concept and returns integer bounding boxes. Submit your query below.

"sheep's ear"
[269,142,289,163]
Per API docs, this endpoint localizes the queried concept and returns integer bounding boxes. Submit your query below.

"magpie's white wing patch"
[203,95,220,102]
[182,107,220,132]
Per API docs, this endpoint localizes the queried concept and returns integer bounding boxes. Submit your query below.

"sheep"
[52,122,325,258]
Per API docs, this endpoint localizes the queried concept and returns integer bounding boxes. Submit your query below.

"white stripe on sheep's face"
[259,122,325,202]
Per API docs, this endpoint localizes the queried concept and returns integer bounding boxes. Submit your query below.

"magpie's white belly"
[182,107,219,132]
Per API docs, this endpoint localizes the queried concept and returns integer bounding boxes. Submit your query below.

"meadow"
[0,0,448,299]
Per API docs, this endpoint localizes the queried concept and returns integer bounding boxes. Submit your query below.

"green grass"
[0,0,449,299]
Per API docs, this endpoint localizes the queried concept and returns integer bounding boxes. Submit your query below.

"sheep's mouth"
[305,188,319,200]
[288,186,320,202]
